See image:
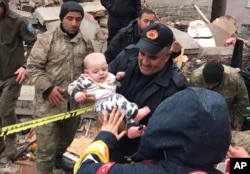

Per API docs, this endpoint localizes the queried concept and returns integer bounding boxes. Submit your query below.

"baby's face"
[85,62,109,83]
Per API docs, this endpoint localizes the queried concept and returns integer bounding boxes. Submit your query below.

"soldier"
[190,61,249,131]
[0,0,36,163]
[27,1,94,173]
[100,0,141,46]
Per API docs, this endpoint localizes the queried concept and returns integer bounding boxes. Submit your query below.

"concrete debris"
[187,20,216,47]
[207,23,231,47]
[168,25,200,54]
[212,15,238,36]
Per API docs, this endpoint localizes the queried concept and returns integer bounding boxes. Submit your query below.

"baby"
[68,52,150,138]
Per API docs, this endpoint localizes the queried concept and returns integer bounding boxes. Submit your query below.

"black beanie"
[59,1,84,21]
[203,61,224,84]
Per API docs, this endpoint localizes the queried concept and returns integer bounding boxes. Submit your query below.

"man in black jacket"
[108,23,188,162]
[0,0,36,163]
[101,0,141,46]
[105,8,156,63]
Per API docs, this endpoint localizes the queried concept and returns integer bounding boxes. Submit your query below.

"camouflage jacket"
[190,64,249,125]
[27,26,94,117]
[0,0,36,80]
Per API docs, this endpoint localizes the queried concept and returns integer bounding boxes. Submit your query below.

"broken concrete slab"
[44,12,98,40]
[207,23,230,47]
[199,47,234,57]
[18,85,35,101]
[187,20,216,48]
[169,26,200,54]
[34,1,105,25]
[81,13,99,40]
[45,20,59,31]
[33,6,60,25]
[81,1,106,17]
[12,9,38,24]
[212,16,237,36]
[16,85,35,116]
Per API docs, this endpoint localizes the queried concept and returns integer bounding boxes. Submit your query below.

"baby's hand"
[116,71,125,80]
[74,92,86,102]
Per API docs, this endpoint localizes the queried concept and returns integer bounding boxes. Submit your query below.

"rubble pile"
[15,0,61,12]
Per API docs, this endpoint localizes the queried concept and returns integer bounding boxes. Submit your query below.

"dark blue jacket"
[77,131,223,174]
[108,45,188,161]
[109,45,188,125]
[105,20,140,63]
[76,88,230,174]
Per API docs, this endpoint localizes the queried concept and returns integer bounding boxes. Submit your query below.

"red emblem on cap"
[146,30,158,40]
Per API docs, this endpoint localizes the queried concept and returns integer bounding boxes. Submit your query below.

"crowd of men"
[1,0,250,173]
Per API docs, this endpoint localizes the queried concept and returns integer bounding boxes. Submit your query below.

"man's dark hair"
[138,8,156,18]
[203,61,224,84]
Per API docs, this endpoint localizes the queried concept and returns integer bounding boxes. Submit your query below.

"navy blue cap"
[136,23,173,55]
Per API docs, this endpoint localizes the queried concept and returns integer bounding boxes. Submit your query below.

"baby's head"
[83,52,109,83]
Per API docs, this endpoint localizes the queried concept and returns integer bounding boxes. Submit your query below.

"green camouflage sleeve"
[234,76,250,124]
[26,33,54,92]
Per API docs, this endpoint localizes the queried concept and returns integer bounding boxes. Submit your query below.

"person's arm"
[108,49,127,74]
[234,75,250,131]
[74,108,179,174]
[16,19,36,84]
[27,33,53,92]
[74,108,127,174]
[68,75,96,104]
[170,41,182,59]
[105,30,127,63]
[68,75,85,97]
[108,45,138,74]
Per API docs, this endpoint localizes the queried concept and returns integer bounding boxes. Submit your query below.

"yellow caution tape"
[0,106,93,137]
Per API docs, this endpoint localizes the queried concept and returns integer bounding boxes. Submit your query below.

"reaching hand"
[99,108,127,141]
[170,41,182,53]
[116,71,125,81]
[15,67,27,84]
[74,91,96,105]
[74,92,87,102]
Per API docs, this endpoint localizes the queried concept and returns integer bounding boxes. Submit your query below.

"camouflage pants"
[0,76,21,151]
[35,116,80,174]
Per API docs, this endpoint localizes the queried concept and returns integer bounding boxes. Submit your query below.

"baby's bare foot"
[135,106,151,122]
[127,125,146,139]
